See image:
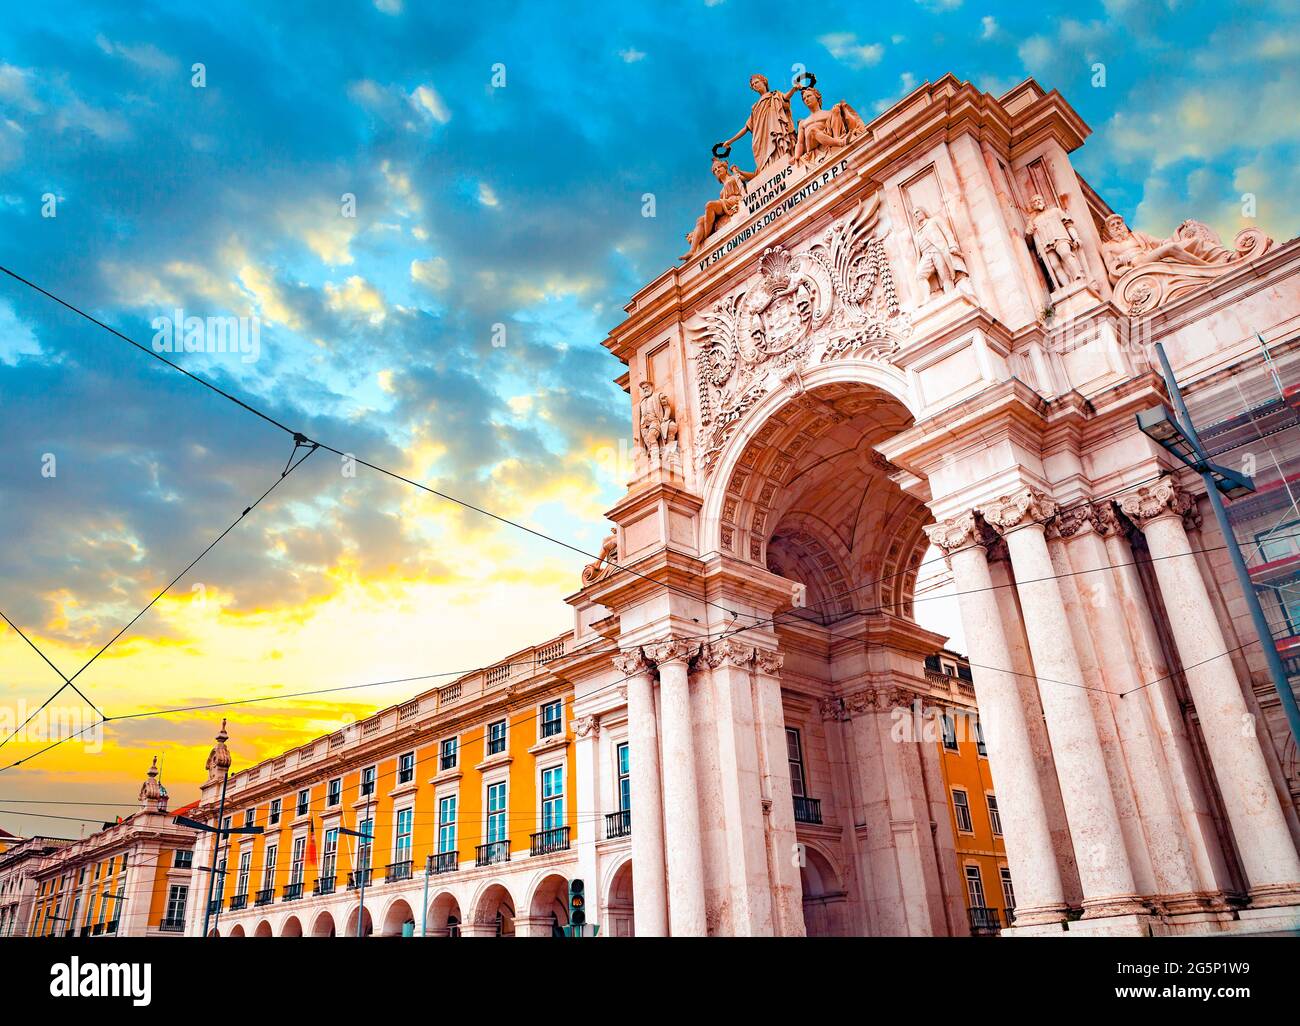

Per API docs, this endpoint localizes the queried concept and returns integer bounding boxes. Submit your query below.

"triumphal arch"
[566,72,1300,936]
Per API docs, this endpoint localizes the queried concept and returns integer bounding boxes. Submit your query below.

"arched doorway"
[526,873,569,937]
[605,859,634,937]
[800,846,849,937]
[253,919,273,938]
[381,898,416,937]
[281,915,303,938]
[228,923,245,937]
[426,891,462,937]
[343,905,373,937]
[310,910,336,937]
[472,883,515,937]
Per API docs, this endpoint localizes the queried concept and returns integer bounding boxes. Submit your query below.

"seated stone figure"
[793,86,866,164]
[682,158,755,261]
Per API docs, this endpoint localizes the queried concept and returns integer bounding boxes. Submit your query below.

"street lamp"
[339,803,373,938]
[1136,341,1300,747]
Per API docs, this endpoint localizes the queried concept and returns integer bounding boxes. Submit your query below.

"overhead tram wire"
[0,443,319,752]
[0,265,745,623]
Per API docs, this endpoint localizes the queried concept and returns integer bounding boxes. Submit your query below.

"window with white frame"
[322,828,339,879]
[395,808,413,865]
[486,782,507,843]
[617,742,630,811]
[987,794,1003,836]
[541,700,563,738]
[173,849,193,869]
[262,845,277,890]
[487,719,507,756]
[296,789,310,816]
[236,850,251,896]
[360,766,376,798]
[785,728,807,797]
[440,737,458,771]
[975,719,987,757]
[941,713,959,751]
[290,836,306,885]
[358,817,373,869]
[165,884,188,924]
[398,751,415,785]
[269,798,282,825]
[244,808,256,829]
[437,796,457,853]
[1000,867,1016,911]
[327,777,341,807]
[952,789,973,833]
[964,865,986,908]
[541,765,564,830]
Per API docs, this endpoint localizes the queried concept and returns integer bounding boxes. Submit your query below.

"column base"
[1004,904,1069,928]
[1150,910,1237,936]
[1080,894,1149,920]
[1001,920,1068,937]
[1225,904,1300,935]
[1246,881,1300,909]
[1065,913,1154,937]
[1153,892,1233,916]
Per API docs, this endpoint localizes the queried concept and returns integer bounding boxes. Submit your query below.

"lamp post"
[1137,341,1300,746]
[340,797,373,938]
[422,854,433,937]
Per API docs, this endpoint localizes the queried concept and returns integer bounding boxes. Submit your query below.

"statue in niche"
[637,381,680,468]
[1024,193,1085,291]
[912,205,968,298]
[718,74,799,173]
[793,85,866,164]
[682,158,755,261]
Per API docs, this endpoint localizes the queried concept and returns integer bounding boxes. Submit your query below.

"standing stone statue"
[1025,193,1085,290]
[793,86,866,163]
[719,74,798,173]
[638,381,679,468]
[912,206,968,298]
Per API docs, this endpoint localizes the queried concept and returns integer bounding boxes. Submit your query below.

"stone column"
[751,649,805,936]
[702,639,773,935]
[572,713,602,930]
[925,514,1067,926]
[647,638,708,936]
[980,489,1144,920]
[613,649,668,937]
[1120,478,1300,906]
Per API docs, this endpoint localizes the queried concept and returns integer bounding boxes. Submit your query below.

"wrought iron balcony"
[314,875,336,896]
[475,841,509,867]
[387,860,413,882]
[530,825,570,856]
[91,923,104,936]
[793,795,823,824]
[282,881,304,901]
[159,919,185,933]
[346,868,372,890]
[967,906,1002,933]
[605,809,631,839]
[254,888,274,907]
[207,898,222,915]
[105,919,119,935]
[229,893,248,911]
[431,851,459,874]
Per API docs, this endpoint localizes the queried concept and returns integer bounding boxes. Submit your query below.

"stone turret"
[204,718,231,783]
[137,756,168,813]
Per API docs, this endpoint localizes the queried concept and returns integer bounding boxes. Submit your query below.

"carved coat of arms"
[691,195,908,474]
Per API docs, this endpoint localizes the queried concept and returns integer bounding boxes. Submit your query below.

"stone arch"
[524,872,570,936]
[426,890,462,937]
[380,897,416,937]
[343,904,373,938]
[470,881,516,936]
[310,910,337,937]
[799,842,849,937]
[228,923,245,937]
[253,919,273,938]
[603,856,635,937]
[281,915,303,938]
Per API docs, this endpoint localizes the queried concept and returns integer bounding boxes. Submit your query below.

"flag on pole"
[306,816,318,875]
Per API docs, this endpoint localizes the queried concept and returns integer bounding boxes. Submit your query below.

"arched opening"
[310,910,337,938]
[228,923,245,938]
[605,858,634,937]
[207,927,220,938]
[343,905,373,938]
[381,898,416,937]
[427,891,462,938]
[473,883,516,937]
[253,919,273,938]
[281,915,303,938]
[800,846,850,937]
[527,873,570,937]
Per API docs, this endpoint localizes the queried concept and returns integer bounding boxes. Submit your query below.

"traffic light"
[569,878,586,927]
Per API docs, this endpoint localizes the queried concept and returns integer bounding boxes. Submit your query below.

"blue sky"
[0,0,1297,831]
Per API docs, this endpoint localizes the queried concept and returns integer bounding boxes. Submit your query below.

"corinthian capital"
[611,648,650,677]
[923,511,980,554]
[979,488,1058,533]
[1117,476,1193,530]
[753,648,784,675]
[1050,502,1093,539]
[1088,500,1123,537]
[702,639,755,669]
[645,638,701,667]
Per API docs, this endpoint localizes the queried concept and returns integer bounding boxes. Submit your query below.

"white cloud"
[95,35,179,75]
[374,0,402,13]
[981,16,998,40]
[619,48,646,63]
[819,32,885,69]
[410,84,450,125]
